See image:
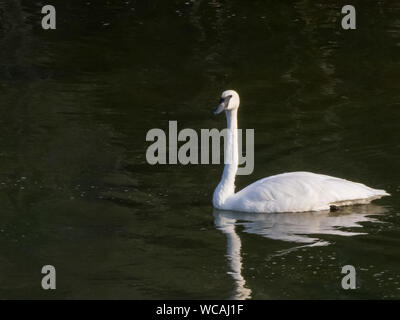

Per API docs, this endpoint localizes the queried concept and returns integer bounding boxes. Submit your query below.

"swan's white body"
[212,90,389,213]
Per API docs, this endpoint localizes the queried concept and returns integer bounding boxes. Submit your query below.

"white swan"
[213,90,390,213]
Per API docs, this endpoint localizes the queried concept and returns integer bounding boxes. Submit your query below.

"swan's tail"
[372,189,390,197]
[330,189,390,207]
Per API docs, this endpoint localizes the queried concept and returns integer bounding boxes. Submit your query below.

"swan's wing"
[225,172,389,213]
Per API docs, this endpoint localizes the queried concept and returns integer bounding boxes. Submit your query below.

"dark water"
[0,0,400,299]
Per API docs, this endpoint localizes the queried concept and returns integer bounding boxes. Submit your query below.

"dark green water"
[0,0,400,299]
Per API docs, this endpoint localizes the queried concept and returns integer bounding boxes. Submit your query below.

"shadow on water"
[213,204,387,300]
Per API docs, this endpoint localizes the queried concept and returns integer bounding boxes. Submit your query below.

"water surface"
[0,0,400,299]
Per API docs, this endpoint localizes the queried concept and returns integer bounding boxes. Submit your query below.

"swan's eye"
[219,95,232,104]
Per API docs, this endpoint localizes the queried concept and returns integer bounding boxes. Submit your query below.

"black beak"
[213,95,232,115]
[214,104,225,115]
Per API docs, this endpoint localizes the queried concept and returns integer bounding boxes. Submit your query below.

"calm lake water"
[0,0,400,299]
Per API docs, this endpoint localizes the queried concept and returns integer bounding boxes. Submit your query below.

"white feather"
[222,171,389,213]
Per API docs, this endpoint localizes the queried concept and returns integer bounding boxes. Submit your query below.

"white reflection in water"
[213,205,387,300]
[214,212,252,300]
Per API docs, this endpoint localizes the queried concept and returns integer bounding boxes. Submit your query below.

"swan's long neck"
[213,109,239,208]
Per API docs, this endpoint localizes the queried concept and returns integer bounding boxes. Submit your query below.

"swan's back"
[222,172,389,213]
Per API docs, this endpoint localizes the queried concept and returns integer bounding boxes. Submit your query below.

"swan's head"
[214,90,240,115]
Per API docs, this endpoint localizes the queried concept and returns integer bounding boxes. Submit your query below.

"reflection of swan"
[214,205,386,299]
[215,204,386,245]
[214,211,252,300]
[213,90,390,213]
